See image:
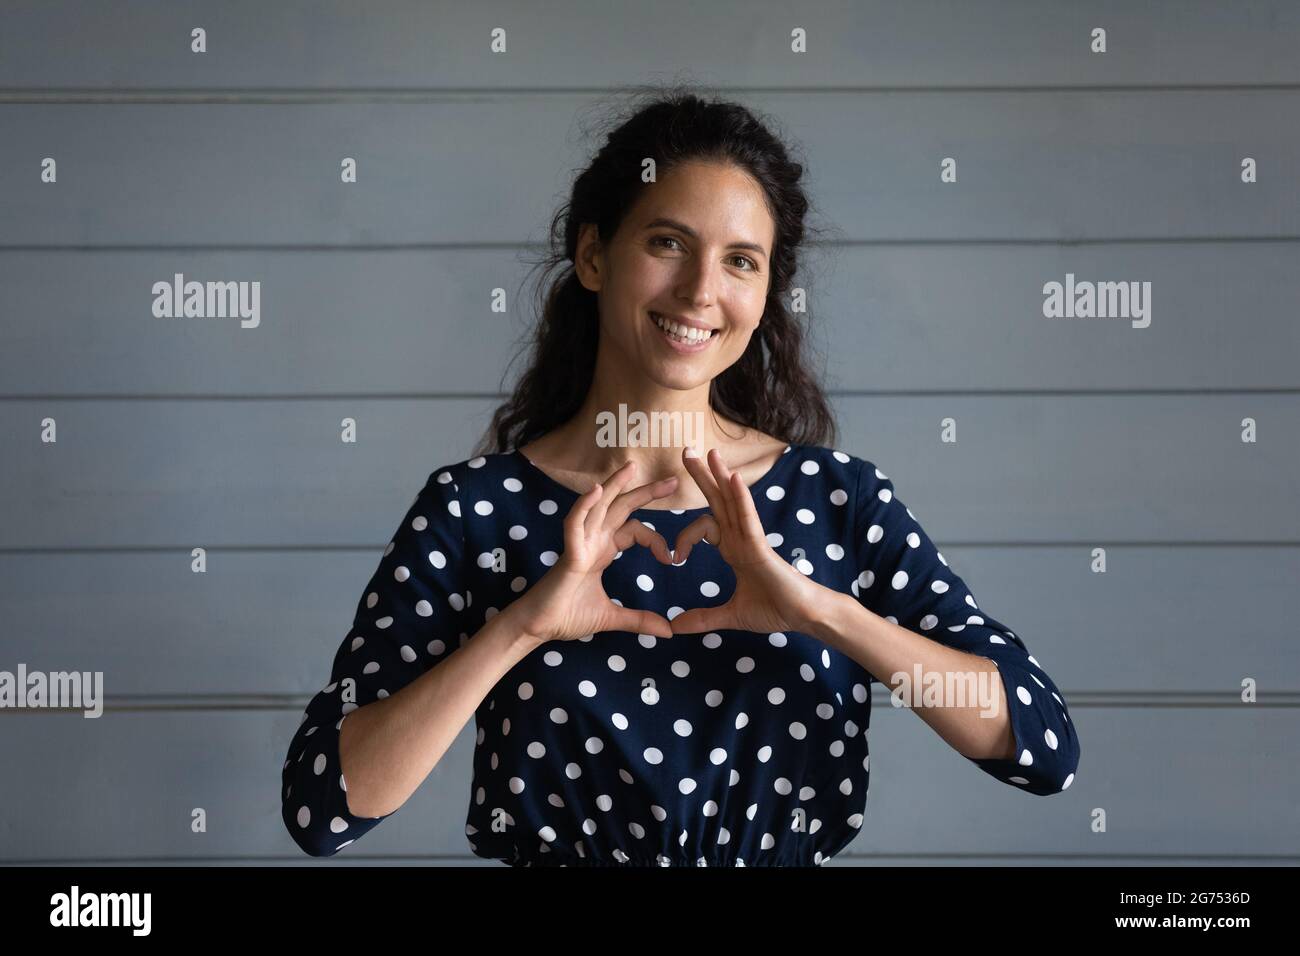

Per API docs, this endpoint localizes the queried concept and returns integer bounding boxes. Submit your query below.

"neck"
[556,360,741,484]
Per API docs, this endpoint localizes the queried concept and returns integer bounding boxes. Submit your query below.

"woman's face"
[576,160,776,393]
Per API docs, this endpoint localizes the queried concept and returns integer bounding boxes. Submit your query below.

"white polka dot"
[517,682,533,700]
[825,544,844,560]
[1044,728,1058,750]
[448,500,461,517]
[296,806,310,828]
[678,778,697,794]
[415,600,432,617]
[636,574,654,591]
[473,500,493,516]
[796,508,814,524]
[891,570,908,589]
[539,499,557,515]
[710,748,727,764]
[540,550,558,566]
[644,747,663,764]
[579,680,597,697]
[700,580,720,597]
[394,565,410,582]
[766,486,785,501]
[867,524,883,544]
[509,525,528,540]
[736,656,755,673]
[585,737,604,754]
[428,550,446,569]
[830,489,847,506]
[673,719,692,736]
[800,460,820,475]
[766,532,783,547]
[1017,686,1032,705]
[527,741,546,758]
[448,593,465,611]
[607,655,626,672]
[468,457,486,469]
[503,477,523,492]
[767,687,786,705]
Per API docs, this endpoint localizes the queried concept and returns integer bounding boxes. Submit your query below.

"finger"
[605,475,678,530]
[586,460,637,534]
[681,446,725,516]
[607,602,673,639]
[672,514,720,566]
[730,471,768,542]
[563,482,603,547]
[706,447,740,531]
[613,518,673,565]
[670,601,734,635]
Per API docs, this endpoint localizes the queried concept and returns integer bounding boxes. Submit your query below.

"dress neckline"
[511,443,796,516]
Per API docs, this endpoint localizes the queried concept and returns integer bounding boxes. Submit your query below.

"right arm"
[281,458,678,857]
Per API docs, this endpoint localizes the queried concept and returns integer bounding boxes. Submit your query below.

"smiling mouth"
[650,312,717,348]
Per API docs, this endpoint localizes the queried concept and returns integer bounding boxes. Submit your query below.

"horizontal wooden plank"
[1,395,1296,547]
[1,0,1297,89]
[2,92,1297,246]
[0,706,1292,860]
[3,545,1296,697]
[2,243,1298,394]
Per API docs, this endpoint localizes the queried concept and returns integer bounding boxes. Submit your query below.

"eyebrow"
[641,217,769,259]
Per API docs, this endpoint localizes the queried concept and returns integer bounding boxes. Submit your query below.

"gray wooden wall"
[1,0,1297,865]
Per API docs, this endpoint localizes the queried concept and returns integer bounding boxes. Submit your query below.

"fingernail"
[669,549,677,562]
[683,446,699,459]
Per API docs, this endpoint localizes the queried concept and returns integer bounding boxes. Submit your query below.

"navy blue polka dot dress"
[282,443,1080,865]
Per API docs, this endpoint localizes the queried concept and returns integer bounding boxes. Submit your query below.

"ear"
[574,222,604,293]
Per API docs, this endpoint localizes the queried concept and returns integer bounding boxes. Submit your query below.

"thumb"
[670,602,734,635]
[607,603,673,639]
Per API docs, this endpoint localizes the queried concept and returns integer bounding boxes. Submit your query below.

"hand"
[507,460,679,644]
[669,447,826,636]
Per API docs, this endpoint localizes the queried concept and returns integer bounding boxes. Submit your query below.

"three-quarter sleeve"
[281,463,469,856]
[850,458,1080,795]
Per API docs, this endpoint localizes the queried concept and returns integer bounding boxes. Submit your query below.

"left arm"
[668,447,1080,796]
[804,589,1018,762]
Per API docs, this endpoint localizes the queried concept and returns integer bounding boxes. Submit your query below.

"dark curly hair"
[475,83,839,456]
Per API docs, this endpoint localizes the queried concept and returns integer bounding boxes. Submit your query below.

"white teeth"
[653,313,714,344]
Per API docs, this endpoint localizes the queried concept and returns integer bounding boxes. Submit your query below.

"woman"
[281,90,1080,866]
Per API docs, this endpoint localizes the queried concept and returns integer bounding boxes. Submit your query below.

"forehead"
[630,162,775,249]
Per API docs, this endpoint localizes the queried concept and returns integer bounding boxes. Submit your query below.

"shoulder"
[410,452,529,516]
[783,443,890,488]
